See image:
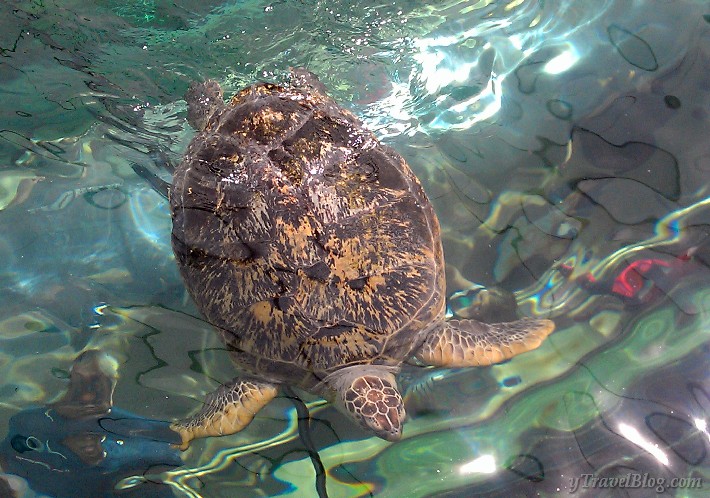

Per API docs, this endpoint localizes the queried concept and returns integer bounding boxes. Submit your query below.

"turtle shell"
[170,77,445,389]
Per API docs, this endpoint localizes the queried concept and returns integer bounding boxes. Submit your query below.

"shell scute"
[219,95,308,146]
[299,323,382,371]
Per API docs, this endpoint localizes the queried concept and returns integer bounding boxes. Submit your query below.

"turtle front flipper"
[326,366,405,441]
[416,318,555,367]
[171,377,278,450]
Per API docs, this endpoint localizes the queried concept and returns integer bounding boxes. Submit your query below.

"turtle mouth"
[367,417,403,442]
[360,406,404,442]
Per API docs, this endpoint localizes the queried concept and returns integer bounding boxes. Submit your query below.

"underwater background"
[0,0,709,496]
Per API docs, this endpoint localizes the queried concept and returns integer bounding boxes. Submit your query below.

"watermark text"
[569,473,702,494]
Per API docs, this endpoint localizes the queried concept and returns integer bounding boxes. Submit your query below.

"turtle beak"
[364,405,405,441]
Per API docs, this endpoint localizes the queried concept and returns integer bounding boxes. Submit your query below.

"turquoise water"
[1,0,709,496]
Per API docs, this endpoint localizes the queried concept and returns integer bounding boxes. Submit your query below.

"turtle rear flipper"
[185,79,225,131]
[288,67,329,96]
[416,318,555,368]
[170,377,278,450]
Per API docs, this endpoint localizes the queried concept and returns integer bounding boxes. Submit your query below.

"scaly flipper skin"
[171,378,278,450]
[327,366,405,441]
[415,318,555,367]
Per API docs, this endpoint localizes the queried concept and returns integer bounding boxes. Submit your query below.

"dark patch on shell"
[347,277,368,290]
[303,261,332,282]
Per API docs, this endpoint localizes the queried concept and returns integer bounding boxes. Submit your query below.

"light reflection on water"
[369,0,616,135]
[0,0,709,497]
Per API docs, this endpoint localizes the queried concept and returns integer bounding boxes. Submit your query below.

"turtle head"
[326,365,405,441]
[185,79,225,131]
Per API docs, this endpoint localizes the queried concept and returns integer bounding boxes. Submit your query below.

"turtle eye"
[10,435,43,453]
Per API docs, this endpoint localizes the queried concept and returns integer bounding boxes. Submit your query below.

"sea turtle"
[169,69,555,448]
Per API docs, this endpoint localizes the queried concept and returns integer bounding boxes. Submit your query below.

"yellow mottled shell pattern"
[170,80,445,389]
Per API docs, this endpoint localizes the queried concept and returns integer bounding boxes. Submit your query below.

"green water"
[1,1,709,497]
